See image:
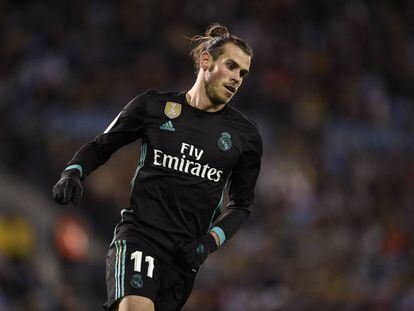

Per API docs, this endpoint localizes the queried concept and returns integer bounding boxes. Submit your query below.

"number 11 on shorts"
[131,251,155,278]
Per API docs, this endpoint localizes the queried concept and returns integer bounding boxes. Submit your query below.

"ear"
[199,52,212,71]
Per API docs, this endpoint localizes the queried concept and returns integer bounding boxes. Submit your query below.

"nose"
[231,72,241,85]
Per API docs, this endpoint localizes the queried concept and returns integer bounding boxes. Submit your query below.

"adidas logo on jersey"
[160,121,175,132]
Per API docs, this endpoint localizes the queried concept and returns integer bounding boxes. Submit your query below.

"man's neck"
[186,79,226,113]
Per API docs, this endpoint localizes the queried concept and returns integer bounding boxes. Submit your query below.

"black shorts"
[103,239,195,311]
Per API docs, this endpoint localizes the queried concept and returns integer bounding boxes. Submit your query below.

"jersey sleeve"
[227,131,263,211]
[65,93,147,179]
[210,131,263,245]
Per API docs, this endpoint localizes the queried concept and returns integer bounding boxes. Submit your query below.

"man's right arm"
[53,93,147,205]
[66,94,147,179]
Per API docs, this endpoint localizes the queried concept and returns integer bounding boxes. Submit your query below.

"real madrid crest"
[218,132,232,151]
[130,273,144,289]
[164,102,182,119]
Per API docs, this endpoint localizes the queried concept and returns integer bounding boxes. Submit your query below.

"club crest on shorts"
[164,102,182,119]
[218,132,232,151]
[130,273,144,289]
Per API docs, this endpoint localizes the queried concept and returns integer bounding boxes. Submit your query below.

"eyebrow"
[227,59,250,77]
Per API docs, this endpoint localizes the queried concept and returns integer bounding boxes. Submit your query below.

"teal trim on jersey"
[131,143,148,189]
[210,226,226,246]
[110,209,132,247]
[121,240,126,298]
[110,227,117,247]
[65,164,83,177]
[208,173,232,230]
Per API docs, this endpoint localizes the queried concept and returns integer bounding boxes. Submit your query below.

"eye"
[227,62,236,70]
[240,70,249,78]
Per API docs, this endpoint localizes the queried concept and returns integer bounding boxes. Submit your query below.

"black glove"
[52,169,83,206]
[175,233,218,268]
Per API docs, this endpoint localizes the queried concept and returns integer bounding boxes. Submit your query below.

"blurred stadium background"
[1,0,414,310]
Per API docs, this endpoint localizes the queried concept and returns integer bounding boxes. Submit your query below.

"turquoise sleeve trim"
[210,226,226,246]
[65,164,83,177]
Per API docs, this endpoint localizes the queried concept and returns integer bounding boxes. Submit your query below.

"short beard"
[205,80,227,106]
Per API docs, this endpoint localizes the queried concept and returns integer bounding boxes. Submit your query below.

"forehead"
[218,43,251,70]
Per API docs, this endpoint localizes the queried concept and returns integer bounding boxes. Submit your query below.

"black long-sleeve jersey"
[67,90,262,271]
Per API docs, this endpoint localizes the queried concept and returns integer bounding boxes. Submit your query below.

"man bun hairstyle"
[189,23,253,71]
[206,24,230,37]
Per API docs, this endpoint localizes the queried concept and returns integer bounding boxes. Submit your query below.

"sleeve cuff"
[65,164,83,178]
[210,226,226,246]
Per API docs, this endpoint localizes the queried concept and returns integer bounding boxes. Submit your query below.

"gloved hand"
[52,169,83,206]
[175,233,218,268]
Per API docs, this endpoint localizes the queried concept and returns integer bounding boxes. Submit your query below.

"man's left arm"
[177,132,263,268]
[209,132,263,246]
